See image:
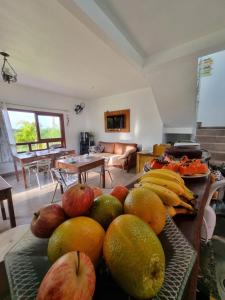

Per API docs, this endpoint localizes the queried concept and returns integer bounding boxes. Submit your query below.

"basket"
[4,216,196,300]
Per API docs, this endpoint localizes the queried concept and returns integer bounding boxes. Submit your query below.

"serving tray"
[4,216,196,300]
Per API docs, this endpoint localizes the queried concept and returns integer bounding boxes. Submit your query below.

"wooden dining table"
[174,176,211,300]
[0,176,16,228]
[13,148,75,189]
[55,155,106,188]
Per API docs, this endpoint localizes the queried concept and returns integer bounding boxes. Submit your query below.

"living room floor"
[0,167,140,233]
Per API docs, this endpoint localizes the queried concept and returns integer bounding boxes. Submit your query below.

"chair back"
[51,168,78,189]
[201,179,225,243]
[104,157,110,165]
[153,144,171,156]
[37,159,52,168]
[24,161,38,169]
[51,168,67,186]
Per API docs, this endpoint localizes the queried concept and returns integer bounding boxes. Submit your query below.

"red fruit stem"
[76,251,80,275]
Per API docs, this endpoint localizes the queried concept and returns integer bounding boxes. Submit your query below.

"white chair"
[88,157,113,187]
[31,159,54,188]
[201,179,225,243]
[24,161,39,186]
[51,168,78,202]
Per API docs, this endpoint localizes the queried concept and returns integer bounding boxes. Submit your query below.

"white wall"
[198,50,225,126]
[0,83,88,152]
[86,88,163,151]
[147,55,197,129]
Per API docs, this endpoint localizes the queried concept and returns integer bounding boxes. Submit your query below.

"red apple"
[90,185,103,199]
[62,184,94,217]
[37,251,96,300]
[31,204,66,238]
[110,185,129,204]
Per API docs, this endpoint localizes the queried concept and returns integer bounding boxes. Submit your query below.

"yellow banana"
[182,185,195,201]
[139,182,193,210]
[149,169,185,185]
[142,169,195,201]
[140,176,184,195]
[166,206,177,217]
[166,206,194,217]
[141,170,182,185]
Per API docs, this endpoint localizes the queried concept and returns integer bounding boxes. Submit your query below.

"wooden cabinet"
[136,152,156,173]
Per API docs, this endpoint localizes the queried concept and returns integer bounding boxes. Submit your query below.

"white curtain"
[0,102,16,163]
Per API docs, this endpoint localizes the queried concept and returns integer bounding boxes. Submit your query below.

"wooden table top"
[13,148,75,160]
[56,155,105,173]
[0,176,12,191]
[0,225,29,262]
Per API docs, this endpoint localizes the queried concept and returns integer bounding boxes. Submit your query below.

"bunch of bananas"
[136,169,196,215]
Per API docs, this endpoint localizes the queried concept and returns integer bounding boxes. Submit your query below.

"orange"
[89,194,123,229]
[124,187,166,234]
[103,214,165,299]
[47,216,105,266]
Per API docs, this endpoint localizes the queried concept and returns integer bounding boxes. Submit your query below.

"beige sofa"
[90,141,138,172]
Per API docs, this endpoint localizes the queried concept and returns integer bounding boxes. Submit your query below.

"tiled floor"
[0,167,140,233]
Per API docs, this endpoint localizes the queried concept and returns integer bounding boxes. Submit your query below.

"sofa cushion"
[114,143,125,155]
[114,143,137,155]
[120,147,137,159]
[90,152,123,166]
[99,142,114,153]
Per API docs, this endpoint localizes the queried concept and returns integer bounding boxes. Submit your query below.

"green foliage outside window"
[14,121,61,152]
[14,121,37,143]
[40,127,61,139]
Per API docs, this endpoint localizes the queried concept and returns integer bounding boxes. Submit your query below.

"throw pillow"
[89,145,104,153]
[97,145,105,153]
[89,146,97,153]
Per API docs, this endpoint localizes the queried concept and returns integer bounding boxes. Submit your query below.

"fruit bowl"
[4,216,196,300]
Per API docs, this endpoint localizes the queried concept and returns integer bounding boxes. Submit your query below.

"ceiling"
[0,0,147,99]
[1,0,225,127]
[96,0,225,57]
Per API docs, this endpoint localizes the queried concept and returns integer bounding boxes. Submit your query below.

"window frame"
[8,108,66,153]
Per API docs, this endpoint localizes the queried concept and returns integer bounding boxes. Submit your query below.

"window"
[8,109,65,153]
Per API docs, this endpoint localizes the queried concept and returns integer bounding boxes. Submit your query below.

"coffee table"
[55,156,106,188]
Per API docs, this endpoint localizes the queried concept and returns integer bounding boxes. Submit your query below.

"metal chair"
[201,179,225,243]
[88,157,113,187]
[24,161,39,187]
[51,168,78,202]
[31,159,54,188]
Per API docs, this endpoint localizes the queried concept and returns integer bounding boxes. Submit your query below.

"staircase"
[196,127,225,166]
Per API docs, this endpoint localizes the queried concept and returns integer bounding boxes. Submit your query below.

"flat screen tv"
[107,115,125,129]
[104,109,130,132]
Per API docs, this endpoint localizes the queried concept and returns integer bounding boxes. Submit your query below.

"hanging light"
[0,52,17,83]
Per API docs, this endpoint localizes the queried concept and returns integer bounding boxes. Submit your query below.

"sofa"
[90,141,138,172]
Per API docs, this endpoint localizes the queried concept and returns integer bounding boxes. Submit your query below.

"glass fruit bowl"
[4,216,196,300]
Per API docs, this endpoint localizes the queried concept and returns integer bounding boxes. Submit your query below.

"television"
[107,115,125,129]
[104,109,130,132]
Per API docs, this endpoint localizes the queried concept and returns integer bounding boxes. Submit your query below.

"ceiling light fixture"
[0,52,17,83]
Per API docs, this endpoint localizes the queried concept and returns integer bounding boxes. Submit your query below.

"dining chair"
[88,157,113,187]
[24,161,39,186]
[51,168,78,202]
[31,159,54,188]
[201,179,225,243]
